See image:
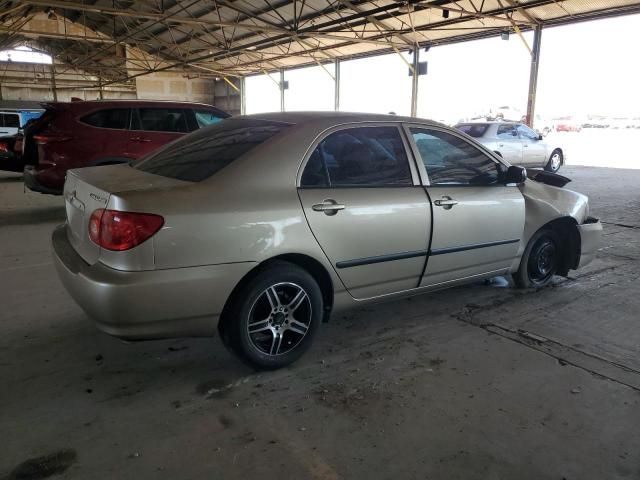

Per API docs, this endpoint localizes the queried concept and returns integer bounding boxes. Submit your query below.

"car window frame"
[516,123,539,141]
[402,123,509,188]
[496,123,519,140]
[297,122,422,189]
[131,107,191,134]
[78,107,132,131]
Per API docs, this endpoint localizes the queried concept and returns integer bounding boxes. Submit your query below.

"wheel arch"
[533,216,580,275]
[218,253,335,342]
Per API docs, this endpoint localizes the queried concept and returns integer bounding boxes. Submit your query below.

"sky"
[246,14,640,123]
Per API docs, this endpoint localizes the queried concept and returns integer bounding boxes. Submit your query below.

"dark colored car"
[22,100,229,194]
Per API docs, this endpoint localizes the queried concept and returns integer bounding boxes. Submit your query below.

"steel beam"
[525,25,542,127]
[334,58,340,111]
[280,68,285,112]
[410,48,419,117]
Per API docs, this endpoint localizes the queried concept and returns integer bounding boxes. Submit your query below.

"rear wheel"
[227,262,322,369]
[513,229,560,288]
[545,149,563,172]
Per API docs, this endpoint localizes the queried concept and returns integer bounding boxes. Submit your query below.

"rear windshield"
[455,123,489,138]
[134,118,289,182]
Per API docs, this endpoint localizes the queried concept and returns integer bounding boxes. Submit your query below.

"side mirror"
[538,134,543,140]
[505,165,526,185]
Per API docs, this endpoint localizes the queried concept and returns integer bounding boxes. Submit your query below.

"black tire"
[227,261,322,369]
[513,229,561,289]
[545,149,563,172]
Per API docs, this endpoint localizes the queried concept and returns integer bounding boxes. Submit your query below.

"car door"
[405,125,525,287]
[127,107,188,160]
[517,124,547,167]
[298,124,431,300]
[494,123,523,165]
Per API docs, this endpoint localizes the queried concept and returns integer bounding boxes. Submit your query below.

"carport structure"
[1,0,640,118]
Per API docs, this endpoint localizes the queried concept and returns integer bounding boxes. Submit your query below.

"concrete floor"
[1,166,639,480]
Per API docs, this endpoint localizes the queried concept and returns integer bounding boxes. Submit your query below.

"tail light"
[33,134,71,144]
[89,209,164,251]
[0,142,8,153]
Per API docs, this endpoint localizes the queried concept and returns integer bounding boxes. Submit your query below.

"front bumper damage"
[577,216,602,268]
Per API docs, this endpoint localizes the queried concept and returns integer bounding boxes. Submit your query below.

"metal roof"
[1,0,639,86]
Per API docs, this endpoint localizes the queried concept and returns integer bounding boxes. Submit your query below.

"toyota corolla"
[52,112,602,369]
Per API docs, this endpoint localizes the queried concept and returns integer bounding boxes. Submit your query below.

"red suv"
[22,100,229,194]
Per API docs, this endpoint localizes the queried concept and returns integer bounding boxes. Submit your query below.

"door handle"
[434,196,458,209]
[312,199,345,216]
[130,136,151,143]
[498,143,504,147]
[523,144,529,148]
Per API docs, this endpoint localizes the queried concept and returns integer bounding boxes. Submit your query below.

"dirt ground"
[1,165,639,480]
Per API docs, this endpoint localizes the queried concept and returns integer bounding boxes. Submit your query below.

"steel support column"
[240,77,246,115]
[526,26,542,127]
[410,49,419,117]
[334,59,340,111]
[50,64,58,102]
[280,69,285,112]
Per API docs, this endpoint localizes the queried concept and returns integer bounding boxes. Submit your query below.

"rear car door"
[517,124,547,166]
[128,107,189,159]
[298,124,431,299]
[494,124,523,165]
[405,125,525,287]
[80,108,132,163]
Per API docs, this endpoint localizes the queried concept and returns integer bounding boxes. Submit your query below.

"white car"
[455,121,564,173]
[0,110,45,138]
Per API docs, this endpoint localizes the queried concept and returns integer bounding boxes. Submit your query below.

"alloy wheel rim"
[528,238,557,285]
[247,282,312,356]
[551,153,561,171]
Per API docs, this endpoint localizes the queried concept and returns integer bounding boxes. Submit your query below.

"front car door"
[127,107,189,159]
[405,125,525,287]
[494,123,523,165]
[517,124,547,167]
[297,124,431,299]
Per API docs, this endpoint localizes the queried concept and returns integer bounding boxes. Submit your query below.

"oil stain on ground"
[3,449,77,480]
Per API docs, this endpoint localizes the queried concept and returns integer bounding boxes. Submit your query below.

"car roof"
[240,111,445,127]
[45,99,224,111]
[456,121,519,126]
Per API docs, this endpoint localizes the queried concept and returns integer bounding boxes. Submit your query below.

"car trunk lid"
[64,165,188,265]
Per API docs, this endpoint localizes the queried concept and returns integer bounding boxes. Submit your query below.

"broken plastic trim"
[526,169,571,188]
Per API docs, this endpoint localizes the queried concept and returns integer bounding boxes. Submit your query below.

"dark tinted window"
[301,127,412,187]
[455,123,489,138]
[496,124,518,139]
[1,113,20,128]
[134,108,189,133]
[410,128,499,185]
[134,119,288,182]
[81,108,130,129]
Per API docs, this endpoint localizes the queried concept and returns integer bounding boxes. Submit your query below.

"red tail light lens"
[88,209,164,251]
[0,142,8,153]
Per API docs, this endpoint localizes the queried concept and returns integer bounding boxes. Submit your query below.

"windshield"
[134,118,290,182]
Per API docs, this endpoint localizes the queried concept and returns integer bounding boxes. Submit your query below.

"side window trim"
[297,122,421,189]
[402,123,506,187]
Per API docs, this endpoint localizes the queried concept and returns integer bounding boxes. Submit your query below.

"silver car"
[52,112,601,369]
[455,122,564,173]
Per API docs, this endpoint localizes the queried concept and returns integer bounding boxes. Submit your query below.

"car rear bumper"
[24,165,63,195]
[52,225,256,340]
[577,217,602,268]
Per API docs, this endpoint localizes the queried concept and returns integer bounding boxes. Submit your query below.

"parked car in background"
[455,121,565,172]
[22,100,229,194]
[0,109,44,138]
[52,112,601,369]
[553,117,582,132]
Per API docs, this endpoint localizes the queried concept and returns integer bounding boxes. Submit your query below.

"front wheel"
[227,261,323,369]
[545,149,563,172]
[513,229,560,289]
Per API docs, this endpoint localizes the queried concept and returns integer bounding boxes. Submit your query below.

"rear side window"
[81,108,130,129]
[455,123,489,138]
[301,126,412,187]
[194,110,224,128]
[134,119,288,182]
[133,108,189,133]
[1,113,20,128]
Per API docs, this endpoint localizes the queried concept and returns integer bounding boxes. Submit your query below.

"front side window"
[300,126,412,187]
[496,124,518,139]
[133,108,189,133]
[194,110,224,128]
[1,113,19,128]
[517,124,539,140]
[410,128,500,186]
[81,108,130,129]
[134,118,288,182]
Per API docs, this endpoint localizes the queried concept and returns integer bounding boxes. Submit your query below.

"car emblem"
[90,192,107,203]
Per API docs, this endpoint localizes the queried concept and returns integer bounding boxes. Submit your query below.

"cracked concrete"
[1,166,639,479]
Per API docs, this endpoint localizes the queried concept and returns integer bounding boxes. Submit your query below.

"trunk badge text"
[89,192,108,204]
